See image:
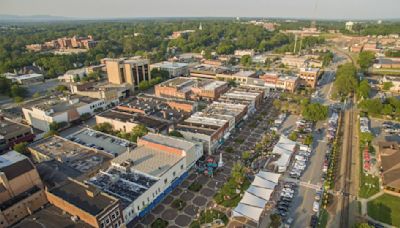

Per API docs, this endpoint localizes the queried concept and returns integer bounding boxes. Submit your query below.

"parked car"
[312,201,320,212]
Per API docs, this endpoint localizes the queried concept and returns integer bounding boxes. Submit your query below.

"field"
[367,194,400,226]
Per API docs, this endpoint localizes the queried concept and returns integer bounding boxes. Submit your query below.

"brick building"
[46,179,124,228]
[0,151,48,227]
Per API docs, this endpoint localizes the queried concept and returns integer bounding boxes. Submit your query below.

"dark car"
[310,215,318,227]
[280,197,292,202]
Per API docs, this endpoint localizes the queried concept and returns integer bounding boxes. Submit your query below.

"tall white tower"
[199,23,203,31]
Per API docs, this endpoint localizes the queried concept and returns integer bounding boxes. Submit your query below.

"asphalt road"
[289,120,329,228]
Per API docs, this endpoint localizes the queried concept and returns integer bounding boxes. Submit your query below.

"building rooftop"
[185,115,228,127]
[66,128,135,157]
[119,96,188,122]
[157,77,194,88]
[151,61,189,69]
[0,118,31,137]
[175,124,216,136]
[98,110,168,132]
[140,133,198,152]
[232,71,256,78]
[193,79,227,90]
[379,141,400,189]
[300,67,320,73]
[28,95,99,114]
[50,179,118,216]
[87,167,158,208]
[0,151,34,180]
[111,146,184,177]
[29,136,112,174]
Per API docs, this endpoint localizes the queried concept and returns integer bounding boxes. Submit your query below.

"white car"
[282,188,294,194]
[313,201,320,212]
[281,192,293,198]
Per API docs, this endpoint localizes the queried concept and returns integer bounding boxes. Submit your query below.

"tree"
[49,122,60,131]
[240,55,252,66]
[130,124,148,142]
[32,92,41,98]
[382,81,394,91]
[242,151,251,160]
[168,130,183,138]
[13,142,28,155]
[270,214,281,228]
[55,85,68,92]
[334,63,358,98]
[304,134,313,146]
[10,84,28,98]
[354,223,374,228]
[14,96,24,103]
[358,51,375,71]
[288,131,298,141]
[358,99,383,115]
[151,68,169,80]
[357,79,371,99]
[138,80,151,91]
[43,130,58,138]
[302,103,328,121]
[93,122,114,134]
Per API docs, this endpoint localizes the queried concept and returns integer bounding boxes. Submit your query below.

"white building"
[58,68,88,82]
[87,133,203,223]
[234,49,255,57]
[345,21,354,31]
[150,61,189,78]
[5,73,44,85]
[22,95,108,132]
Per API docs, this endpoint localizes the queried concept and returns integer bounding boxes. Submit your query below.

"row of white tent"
[272,135,297,173]
[232,171,281,223]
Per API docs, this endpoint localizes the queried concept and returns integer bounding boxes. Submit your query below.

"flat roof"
[158,77,193,88]
[67,128,135,157]
[185,115,228,127]
[233,71,256,77]
[176,124,216,136]
[112,146,184,177]
[88,167,158,208]
[29,136,111,174]
[0,150,27,169]
[50,179,117,216]
[151,61,188,69]
[141,133,198,152]
[97,110,168,131]
[0,118,31,137]
[0,151,34,180]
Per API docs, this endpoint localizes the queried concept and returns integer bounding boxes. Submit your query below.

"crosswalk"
[283,177,322,191]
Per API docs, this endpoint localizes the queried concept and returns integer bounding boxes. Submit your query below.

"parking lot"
[267,111,334,228]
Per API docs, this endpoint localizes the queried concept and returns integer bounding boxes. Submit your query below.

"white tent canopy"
[232,203,264,222]
[275,135,297,152]
[241,192,267,208]
[252,176,277,190]
[246,186,273,201]
[256,171,281,184]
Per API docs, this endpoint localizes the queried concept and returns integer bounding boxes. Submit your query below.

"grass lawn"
[367,194,400,227]
[318,209,329,228]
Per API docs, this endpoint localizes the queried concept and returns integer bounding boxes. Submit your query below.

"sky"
[0,0,399,20]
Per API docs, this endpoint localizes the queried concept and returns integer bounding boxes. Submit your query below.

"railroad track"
[340,99,354,228]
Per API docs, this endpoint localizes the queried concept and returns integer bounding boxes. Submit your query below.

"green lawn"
[318,209,329,228]
[367,194,400,227]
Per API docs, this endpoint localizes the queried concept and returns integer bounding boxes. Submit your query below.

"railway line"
[340,98,354,228]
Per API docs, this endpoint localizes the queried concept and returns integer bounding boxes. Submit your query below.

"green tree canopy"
[334,63,358,98]
[358,51,375,71]
[302,103,329,121]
